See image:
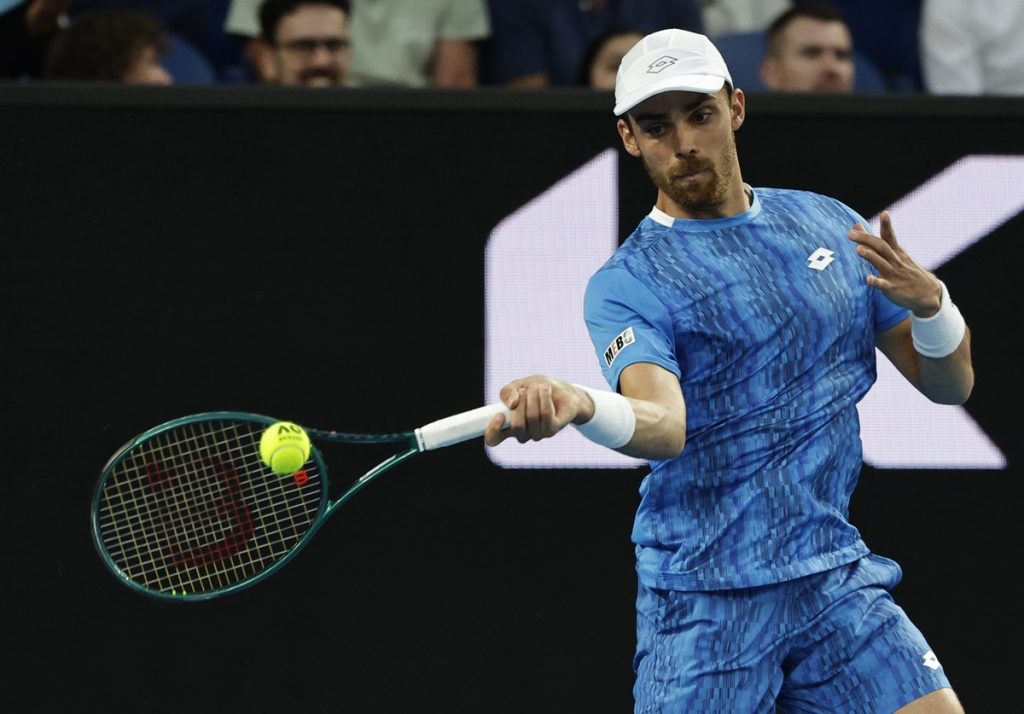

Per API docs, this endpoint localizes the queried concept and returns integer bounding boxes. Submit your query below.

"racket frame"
[91,411,419,602]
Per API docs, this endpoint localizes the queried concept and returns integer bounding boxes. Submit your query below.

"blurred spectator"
[45,10,173,84]
[481,0,703,88]
[226,0,488,87]
[701,0,791,37]
[346,0,489,87]
[921,0,1024,95]
[759,2,853,93]
[814,0,920,92]
[579,28,642,89]
[70,1,243,82]
[224,0,269,79]
[0,0,72,79]
[256,0,349,86]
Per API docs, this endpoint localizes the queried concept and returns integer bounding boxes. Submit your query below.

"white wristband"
[571,384,636,449]
[911,281,966,358]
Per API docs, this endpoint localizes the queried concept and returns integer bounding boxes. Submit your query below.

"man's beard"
[642,135,738,217]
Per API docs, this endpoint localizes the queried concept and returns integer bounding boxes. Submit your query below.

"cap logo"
[646,56,678,74]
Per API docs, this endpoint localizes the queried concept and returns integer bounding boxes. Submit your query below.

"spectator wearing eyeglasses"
[227,0,488,87]
[255,0,350,86]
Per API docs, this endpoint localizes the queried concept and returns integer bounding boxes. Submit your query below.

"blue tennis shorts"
[633,554,952,713]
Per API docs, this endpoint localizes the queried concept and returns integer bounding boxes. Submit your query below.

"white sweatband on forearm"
[911,281,966,358]
[571,384,637,449]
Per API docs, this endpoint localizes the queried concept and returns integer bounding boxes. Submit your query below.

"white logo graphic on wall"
[484,151,1014,469]
[604,327,636,367]
[807,247,835,270]
[922,650,941,670]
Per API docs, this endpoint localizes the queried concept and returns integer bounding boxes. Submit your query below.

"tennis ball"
[260,421,311,475]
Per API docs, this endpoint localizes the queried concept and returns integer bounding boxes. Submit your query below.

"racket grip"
[415,403,512,451]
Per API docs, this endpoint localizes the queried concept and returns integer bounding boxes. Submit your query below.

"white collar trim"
[647,184,755,226]
[647,206,676,226]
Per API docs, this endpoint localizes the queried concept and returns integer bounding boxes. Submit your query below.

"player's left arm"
[848,211,974,405]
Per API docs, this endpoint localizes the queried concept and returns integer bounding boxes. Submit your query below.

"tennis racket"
[91,404,509,601]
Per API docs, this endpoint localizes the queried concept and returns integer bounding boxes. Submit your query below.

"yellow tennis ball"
[259,421,311,475]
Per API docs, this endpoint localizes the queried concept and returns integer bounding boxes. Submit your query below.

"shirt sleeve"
[921,0,984,94]
[584,265,681,392]
[224,0,262,38]
[439,0,490,41]
[873,288,910,333]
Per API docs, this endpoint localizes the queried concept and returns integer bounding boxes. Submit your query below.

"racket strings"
[96,419,324,596]
[112,422,312,593]
[102,422,253,593]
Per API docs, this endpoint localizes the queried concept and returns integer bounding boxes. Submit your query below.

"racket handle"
[415,403,511,451]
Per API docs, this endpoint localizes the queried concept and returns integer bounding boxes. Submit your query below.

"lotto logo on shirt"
[604,327,636,367]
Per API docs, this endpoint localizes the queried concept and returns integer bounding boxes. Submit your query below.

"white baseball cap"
[613,29,733,116]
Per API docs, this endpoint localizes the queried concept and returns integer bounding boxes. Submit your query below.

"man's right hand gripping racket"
[91,405,509,601]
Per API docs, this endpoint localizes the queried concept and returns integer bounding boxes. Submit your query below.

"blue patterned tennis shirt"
[584,187,908,590]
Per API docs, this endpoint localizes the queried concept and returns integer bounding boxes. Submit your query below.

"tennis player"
[485,28,972,714]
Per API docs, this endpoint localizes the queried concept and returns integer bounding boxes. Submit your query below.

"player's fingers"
[847,225,894,259]
[495,384,530,442]
[522,385,545,442]
[506,385,527,443]
[847,225,874,250]
[484,413,509,447]
[498,378,566,444]
[880,211,899,247]
[499,383,521,411]
[852,242,894,274]
[536,383,556,437]
[865,273,892,291]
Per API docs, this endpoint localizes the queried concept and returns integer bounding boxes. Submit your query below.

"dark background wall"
[1,86,1019,712]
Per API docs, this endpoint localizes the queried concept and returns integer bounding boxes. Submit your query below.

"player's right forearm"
[616,397,686,460]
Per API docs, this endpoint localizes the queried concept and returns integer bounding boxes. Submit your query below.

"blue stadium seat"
[713,31,770,92]
[852,52,886,93]
[163,32,216,85]
[713,30,888,93]
[816,0,922,91]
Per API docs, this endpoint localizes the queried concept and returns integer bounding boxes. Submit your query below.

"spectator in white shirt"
[921,0,1024,95]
